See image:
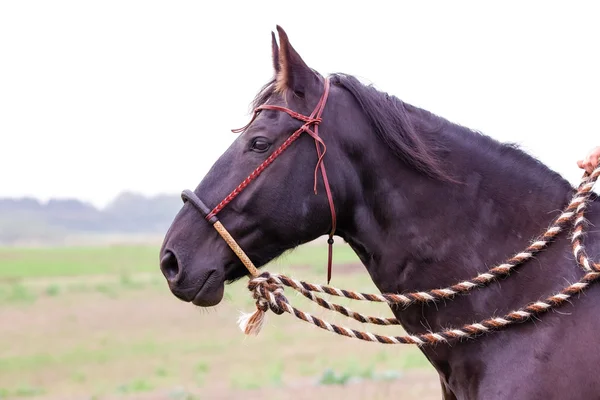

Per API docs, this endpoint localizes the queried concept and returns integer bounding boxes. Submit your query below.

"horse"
[159,26,600,399]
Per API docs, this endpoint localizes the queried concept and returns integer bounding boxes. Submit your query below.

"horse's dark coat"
[160,27,600,399]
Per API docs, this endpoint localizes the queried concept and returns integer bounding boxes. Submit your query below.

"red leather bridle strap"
[205,78,337,283]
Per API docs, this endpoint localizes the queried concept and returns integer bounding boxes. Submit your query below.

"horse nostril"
[160,251,180,282]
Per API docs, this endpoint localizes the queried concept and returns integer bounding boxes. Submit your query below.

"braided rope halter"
[181,77,600,346]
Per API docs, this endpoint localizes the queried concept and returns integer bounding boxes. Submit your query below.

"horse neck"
[337,118,575,333]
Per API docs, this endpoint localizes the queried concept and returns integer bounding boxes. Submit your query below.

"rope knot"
[238,272,287,334]
[252,273,286,314]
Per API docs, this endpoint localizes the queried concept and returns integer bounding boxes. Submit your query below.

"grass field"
[0,242,440,399]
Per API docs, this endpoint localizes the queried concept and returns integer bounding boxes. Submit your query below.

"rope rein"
[179,77,600,346]
[231,167,600,346]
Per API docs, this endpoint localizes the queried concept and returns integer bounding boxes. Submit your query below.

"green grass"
[0,386,45,398]
[117,379,154,394]
[0,283,36,304]
[0,245,160,279]
[0,341,164,373]
[0,241,364,308]
[44,284,61,296]
[0,243,360,280]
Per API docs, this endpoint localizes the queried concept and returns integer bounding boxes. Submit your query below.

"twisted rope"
[239,167,600,345]
[245,271,600,345]
[247,167,600,312]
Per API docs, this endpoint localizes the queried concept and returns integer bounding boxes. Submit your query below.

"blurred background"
[1,1,599,399]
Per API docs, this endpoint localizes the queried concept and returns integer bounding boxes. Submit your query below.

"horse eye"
[250,138,271,153]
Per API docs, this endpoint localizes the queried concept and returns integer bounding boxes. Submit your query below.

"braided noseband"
[200,77,337,284]
[180,79,600,345]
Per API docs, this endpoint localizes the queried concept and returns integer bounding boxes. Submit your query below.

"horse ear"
[275,25,316,96]
[271,31,280,75]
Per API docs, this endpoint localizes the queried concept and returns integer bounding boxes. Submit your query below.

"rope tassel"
[237,308,267,335]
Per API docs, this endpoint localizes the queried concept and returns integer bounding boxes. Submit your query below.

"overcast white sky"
[1,1,599,208]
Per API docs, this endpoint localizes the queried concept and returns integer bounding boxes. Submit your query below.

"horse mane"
[250,73,573,189]
[329,73,576,190]
[329,73,453,181]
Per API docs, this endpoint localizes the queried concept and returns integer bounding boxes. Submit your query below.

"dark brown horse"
[160,26,600,399]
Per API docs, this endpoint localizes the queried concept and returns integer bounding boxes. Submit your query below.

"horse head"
[159,26,356,306]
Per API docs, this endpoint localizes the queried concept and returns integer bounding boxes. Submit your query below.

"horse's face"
[159,27,344,306]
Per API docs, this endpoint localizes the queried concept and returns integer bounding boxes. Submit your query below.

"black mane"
[330,73,574,190]
[330,73,453,181]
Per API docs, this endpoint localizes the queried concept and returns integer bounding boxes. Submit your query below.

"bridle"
[181,77,338,282]
[177,77,600,346]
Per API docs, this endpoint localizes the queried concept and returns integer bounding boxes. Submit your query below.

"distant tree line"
[0,192,182,244]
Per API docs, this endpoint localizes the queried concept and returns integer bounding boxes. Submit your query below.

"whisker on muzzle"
[195,305,221,315]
